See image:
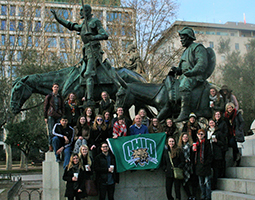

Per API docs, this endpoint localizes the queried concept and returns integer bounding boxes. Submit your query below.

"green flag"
[107,132,166,173]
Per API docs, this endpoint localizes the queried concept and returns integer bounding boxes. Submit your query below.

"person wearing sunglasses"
[89,115,108,158]
[193,129,212,200]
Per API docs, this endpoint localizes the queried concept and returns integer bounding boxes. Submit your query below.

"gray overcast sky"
[176,0,255,24]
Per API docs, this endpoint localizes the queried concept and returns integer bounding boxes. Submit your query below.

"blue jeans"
[52,136,72,168]
[198,176,211,199]
[47,116,60,145]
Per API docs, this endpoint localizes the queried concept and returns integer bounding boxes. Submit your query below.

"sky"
[176,0,255,25]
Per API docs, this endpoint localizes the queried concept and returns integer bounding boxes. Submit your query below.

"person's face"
[101,144,109,153]
[60,119,68,127]
[152,119,158,126]
[135,115,142,125]
[117,108,124,116]
[197,131,205,140]
[214,111,221,121]
[139,110,146,117]
[52,84,59,94]
[182,134,189,143]
[80,117,86,125]
[69,93,75,101]
[189,117,195,124]
[81,146,88,156]
[80,6,91,18]
[227,105,234,113]
[168,138,175,148]
[101,92,108,101]
[210,89,216,97]
[223,89,228,95]
[86,108,92,116]
[72,155,79,165]
[97,117,103,125]
[104,112,110,120]
[180,34,191,47]
[209,120,215,128]
[166,119,173,127]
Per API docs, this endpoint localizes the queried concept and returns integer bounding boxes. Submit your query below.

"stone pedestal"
[43,152,65,200]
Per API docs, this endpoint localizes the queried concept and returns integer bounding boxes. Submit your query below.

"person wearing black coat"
[162,137,185,200]
[94,142,119,200]
[207,119,225,190]
[63,153,87,200]
[224,102,244,164]
[182,113,201,143]
[214,111,228,177]
[64,93,81,128]
[193,129,212,200]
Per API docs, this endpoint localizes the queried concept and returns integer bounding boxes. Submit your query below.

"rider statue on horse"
[51,4,109,107]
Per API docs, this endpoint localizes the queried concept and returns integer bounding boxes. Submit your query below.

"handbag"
[168,152,184,180]
[85,179,98,196]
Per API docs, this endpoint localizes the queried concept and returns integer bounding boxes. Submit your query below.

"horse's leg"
[157,104,171,122]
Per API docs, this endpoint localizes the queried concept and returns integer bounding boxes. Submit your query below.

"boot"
[49,145,53,152]
[86,77,95,107]
[174,93,190,122]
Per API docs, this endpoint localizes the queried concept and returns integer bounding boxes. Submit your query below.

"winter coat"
[162,148,185,178]
[207,129,225,160]
[194,139,212,177]
[63,167,87,198]
[215,118,228,151]
[44,93,64,119]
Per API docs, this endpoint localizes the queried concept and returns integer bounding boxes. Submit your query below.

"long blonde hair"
[66,153,84,171]
[92,115,107,131]
[78,144,92,166]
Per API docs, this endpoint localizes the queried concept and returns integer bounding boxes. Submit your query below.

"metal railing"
[7,177,22,200]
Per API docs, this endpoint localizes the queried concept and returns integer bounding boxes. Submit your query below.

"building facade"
[150,20,255,84]
[0,0,135,78]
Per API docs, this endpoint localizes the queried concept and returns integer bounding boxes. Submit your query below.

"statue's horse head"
[11,76,33,114]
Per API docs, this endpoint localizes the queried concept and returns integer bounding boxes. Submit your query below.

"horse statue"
[10,61,146,115]
[115,75,212,121]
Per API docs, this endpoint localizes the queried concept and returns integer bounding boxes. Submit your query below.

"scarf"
[207,127,215,140]
[68,100,76,114]
[225,109,237,136]
[182,143,192,185]
[195,138,205,164]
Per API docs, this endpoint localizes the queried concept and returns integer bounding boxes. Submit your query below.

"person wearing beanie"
[182,113,201,143]
[219,85,239,110]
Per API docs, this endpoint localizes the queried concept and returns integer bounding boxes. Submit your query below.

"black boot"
[174,93,190,122]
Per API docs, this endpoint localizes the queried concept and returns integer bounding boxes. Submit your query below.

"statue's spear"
[80,0,121,88]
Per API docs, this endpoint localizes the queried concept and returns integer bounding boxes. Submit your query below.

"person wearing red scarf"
[64,93,81,128]
[224,102,244,165]
[193,129,212,200]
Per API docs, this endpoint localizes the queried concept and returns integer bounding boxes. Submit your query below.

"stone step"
[240,156,255,167]
[212,190,255,200]
[226,167,255,180]
[217,178,255,196]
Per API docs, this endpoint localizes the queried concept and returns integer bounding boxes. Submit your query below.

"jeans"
[99,183,115,200]
[228,136,239,161]
[198,176,211,199]
[52,136,72,168]
[47,116,60,145]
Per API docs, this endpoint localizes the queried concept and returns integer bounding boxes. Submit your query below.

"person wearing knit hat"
[209,86,225,113]
[182,113,201,143]
[219,85,239,110]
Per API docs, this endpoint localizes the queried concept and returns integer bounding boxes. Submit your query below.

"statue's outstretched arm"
[50,9,81,32]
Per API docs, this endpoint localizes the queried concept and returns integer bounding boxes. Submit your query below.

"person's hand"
[44,118,48,124]
[56,147,64,155]
[78,189,82,193]
[72,176,78,181]
[213,138,217,143]
[113,135,118,139]
[90,145,96,150]
[192,146,197,151]
[64,136,69,144]
[50,9,57,17]
[78,136,83,140]
[82,97,85,101]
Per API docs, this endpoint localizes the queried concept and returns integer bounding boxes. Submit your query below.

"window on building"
[18,6,24,16]
[0,50,6,61]
[48,37,57,48]
[93,11,103,21]
[10,5,16,16]
[35,8,41,17]
[28,36,32,47]
[35,22,41,32]
[10,36,15,46]
[206,31,215,35]
[28,21,32,32]
[18,36,23,46]
[12,65,17,77]
[1,20,6,30]
[60,37,65,49]
[60,52,68,62]
[35,36,40,47]
[10,21,16,31]
[17,51,22,61]
[121,40,132,51]
[18,21,24,31]
[122,13,131,23]
[209,41,214,48]
[76,39,81,49]
[235,43,239,50]
[245,44,250,51]
[107,12,119,22]
[1,5,7,16]
[52,23,58,33]
[1,35,5,46]
[230,33,235,36]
